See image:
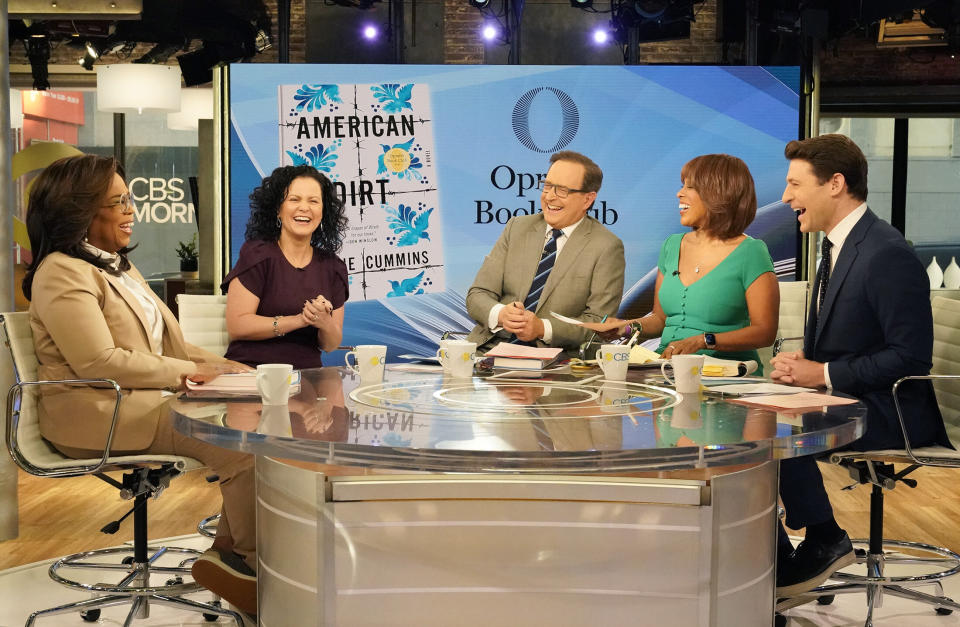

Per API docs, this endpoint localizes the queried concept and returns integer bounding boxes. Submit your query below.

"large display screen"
[230,64,800,358]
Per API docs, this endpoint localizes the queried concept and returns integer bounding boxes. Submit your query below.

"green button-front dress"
[656,232,775,374]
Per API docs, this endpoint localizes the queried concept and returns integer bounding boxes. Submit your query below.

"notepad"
[732,392,857,410]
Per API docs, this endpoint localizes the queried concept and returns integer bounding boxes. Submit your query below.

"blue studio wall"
[229,64,800,360]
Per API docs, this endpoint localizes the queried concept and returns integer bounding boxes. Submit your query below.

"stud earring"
[276,217,281,230]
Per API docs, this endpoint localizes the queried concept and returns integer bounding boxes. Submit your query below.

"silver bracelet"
[273,315,284,337]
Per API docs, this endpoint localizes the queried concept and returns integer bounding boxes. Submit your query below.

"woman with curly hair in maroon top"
[223,165,349,368]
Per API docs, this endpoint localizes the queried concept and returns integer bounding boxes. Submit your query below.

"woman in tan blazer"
[23,154,256,615]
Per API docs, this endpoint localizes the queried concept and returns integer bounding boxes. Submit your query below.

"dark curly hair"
[22,154,135,301]
[244,165,347,254]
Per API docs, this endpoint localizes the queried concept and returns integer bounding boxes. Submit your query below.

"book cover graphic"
[278,82,444,301]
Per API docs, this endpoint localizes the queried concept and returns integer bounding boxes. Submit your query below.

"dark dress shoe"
[776,531,856,597]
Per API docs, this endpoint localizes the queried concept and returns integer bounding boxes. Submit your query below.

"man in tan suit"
[466,151,625,354]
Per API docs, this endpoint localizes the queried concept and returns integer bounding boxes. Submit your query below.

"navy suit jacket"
[806,209,948,450]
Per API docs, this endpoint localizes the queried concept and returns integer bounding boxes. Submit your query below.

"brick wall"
[820,33,960,86]
[443,0,484,64]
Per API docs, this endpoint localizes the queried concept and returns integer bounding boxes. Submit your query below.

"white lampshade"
[10,89,23,129]
[167,88,213,131]
[96,64,182,114]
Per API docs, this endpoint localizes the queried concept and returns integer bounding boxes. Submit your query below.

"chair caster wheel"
[854,548,867,558]
[817,595,835,605]
[936,607,954,615]
[775,612,787,627]
[166,576,183,586]
[80,609,101,622]
[203,599,222,622]
[121,556,135,565]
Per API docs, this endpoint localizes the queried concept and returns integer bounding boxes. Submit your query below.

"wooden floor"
[0,468,218,571]
[3,461,960,571]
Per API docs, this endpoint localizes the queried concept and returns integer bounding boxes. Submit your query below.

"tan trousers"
[55,408,256,569]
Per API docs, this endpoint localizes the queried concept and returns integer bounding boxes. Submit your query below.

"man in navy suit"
[770,134,948,596]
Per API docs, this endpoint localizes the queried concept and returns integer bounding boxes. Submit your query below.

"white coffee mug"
[256,363,294,405]
[345,345,387,382]
[437,339,477,378]
[595,344,630,381]
[661,354,705,394]
[435,338,456,367]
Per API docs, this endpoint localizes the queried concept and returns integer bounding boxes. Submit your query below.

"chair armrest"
[892,374,960,464]
[6,377,123,477]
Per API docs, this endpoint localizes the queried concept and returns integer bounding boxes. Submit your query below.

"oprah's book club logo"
[278,83,444,300]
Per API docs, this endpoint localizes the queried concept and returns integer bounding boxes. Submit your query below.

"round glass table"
[171,366,865,626]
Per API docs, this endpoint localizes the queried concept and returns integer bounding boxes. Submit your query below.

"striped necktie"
[816,237,833,313]
[523,228,564,312]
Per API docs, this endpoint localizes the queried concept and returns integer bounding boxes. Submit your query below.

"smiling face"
[540,160,596,229]
[677,180,708,230]
[278,176,324,241]
[782,159,841,234]
[87,173,134,253]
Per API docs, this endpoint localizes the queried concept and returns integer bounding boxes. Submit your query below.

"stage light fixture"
[362,25,379,40]
[570,0,594,8]
[593,29,609,44]
[482,24,498,41]
[77,41,99,71]
[26,36,51,91]
[469,0,491,9]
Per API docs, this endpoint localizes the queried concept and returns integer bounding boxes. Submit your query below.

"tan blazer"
[29,252,225,452]
[466,214,625,352]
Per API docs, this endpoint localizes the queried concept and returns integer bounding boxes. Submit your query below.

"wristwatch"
[703,332,717,349]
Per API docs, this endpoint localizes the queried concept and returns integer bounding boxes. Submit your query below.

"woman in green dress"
[588,154,779,371]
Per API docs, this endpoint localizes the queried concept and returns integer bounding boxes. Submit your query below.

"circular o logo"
[512,87,580,153]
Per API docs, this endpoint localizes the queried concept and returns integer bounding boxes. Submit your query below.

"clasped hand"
[301,295,333,328]
[769,349,826,388]
[498,302,545,342]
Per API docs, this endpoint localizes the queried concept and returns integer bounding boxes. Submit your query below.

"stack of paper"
[701,356,759,377]
[185,371,302,398]
[629,345,662,365]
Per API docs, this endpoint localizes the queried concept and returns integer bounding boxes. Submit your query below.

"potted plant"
[176,234,199,273]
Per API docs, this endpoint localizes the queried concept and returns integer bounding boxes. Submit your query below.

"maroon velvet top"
[221,240,349,369]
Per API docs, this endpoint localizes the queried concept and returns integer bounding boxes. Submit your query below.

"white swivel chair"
[175,294,229,357]
[790,296,960,624]
[175,294,229,539]
[756,280,809,367]
[1,312,241,626]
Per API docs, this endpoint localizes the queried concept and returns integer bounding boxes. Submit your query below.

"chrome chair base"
[197,513,220,538]
[781,539,960,627]
[26,545,242,626]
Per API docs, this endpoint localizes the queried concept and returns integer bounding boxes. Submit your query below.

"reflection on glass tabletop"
[349,375,680,420]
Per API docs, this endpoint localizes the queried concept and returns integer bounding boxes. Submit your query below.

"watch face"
[705,333,716,348]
